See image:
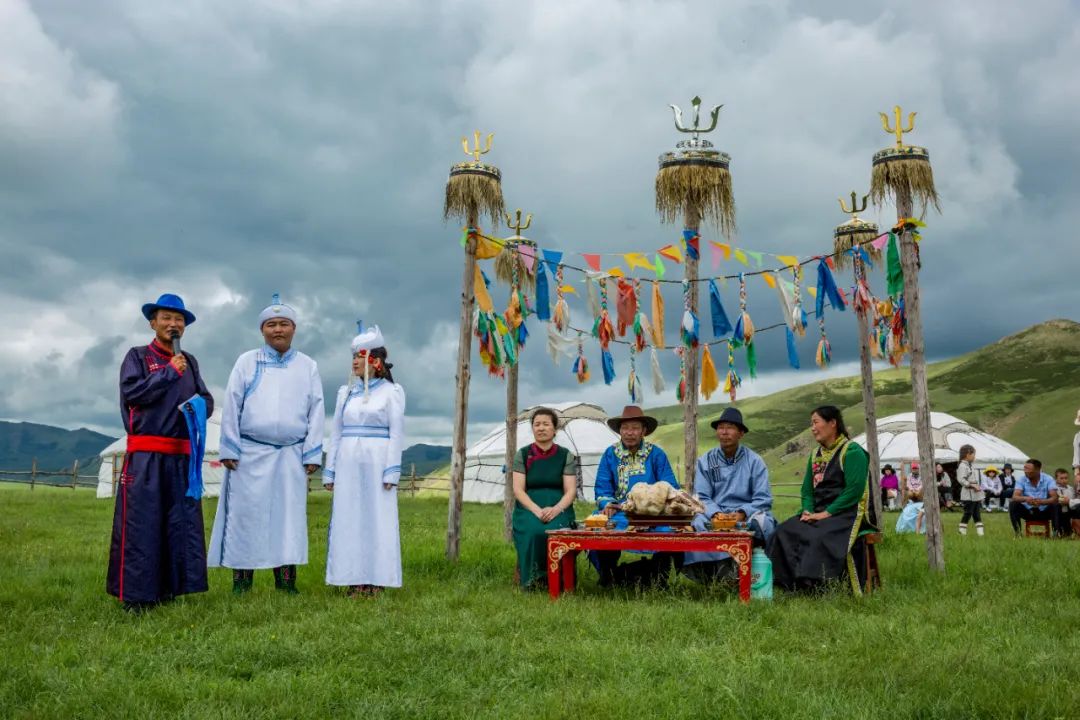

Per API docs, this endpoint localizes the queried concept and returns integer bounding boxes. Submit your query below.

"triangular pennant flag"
[807,286,818,298]
[824,255,836,271]
[542,249,563,268]
[708,280,733,338]
[518,244,536,273]
[712,242,731,260]
[605,266,625,277]
[476,236,502,260]
[658,244,683,264]
[733,248,749,266]
[559,284,577,294]
[746,250,764,267]
[776,254,799,268]
[653,254,666,279]
[582,253,602,271]
[871,233,889,251]
[709,241,722,270]
[651,281,664,347]
[624,252,654,272]
[682,230,700,260]
[762,273,777,289]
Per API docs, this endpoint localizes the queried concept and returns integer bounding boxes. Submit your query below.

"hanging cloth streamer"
[785,326,800,369]
[474,265,494,314]
[572,332,590,383]
[534,258,551,322]
[616,278,636,337]
[585,272,603,320]
[650,280,665,347]
[731,273,757,378]
[723,342,741,402]
[650,347,666,394]
[708,279,733,338]
[680,279,699,348]
[592,277,615,349]
[627,347,641,403]
[552,264,569,332]
[700,345,719,400]
[600,347,615,386]
[886,232,904,297]
[815,316,831,368]
[815,259,847,317]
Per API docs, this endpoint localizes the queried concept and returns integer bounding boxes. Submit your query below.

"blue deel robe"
[106,339,214,603]
[685,444,777,565]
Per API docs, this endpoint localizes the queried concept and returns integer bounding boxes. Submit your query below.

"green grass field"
[2,485,1078,719]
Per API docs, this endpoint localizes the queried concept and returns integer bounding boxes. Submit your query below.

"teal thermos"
[750,547,773,600]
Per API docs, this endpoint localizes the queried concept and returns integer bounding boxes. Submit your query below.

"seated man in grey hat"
[684,407,776,582]
[591,405,681,588]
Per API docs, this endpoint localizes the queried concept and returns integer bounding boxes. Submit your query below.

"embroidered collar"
[348,378,384,395]
[713,445,745,467]
[148,339,174,358]
[815,434,848,465]
[260,345,296,365]
[612,442,653,499]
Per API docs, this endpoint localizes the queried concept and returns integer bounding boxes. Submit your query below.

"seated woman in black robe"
[768,405,876,594]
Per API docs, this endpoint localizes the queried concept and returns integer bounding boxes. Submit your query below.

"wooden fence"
[0,458,98,490]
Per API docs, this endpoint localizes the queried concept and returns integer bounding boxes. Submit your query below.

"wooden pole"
[682,206,701,486]
[503,361,518,542]
[410,463,417,498]
[896,189,945,571]
[446,212,479,561]
[31,457,36,491]
[71,459,79,489]
[853,254,882,524]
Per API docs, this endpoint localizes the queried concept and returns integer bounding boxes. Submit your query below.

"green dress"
[512,444,577,589]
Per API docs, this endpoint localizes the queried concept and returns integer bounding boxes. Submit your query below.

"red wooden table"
[545,528,754,603]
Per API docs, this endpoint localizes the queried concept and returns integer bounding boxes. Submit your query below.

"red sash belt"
[126,435,191,455]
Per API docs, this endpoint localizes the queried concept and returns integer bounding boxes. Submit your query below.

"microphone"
[170,329,181,357]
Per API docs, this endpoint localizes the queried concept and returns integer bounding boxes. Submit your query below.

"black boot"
[232,569,254,595]
[273,565,298,594]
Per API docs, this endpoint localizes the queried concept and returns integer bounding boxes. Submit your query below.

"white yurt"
[852,412,1028,470]
[463,401,619,503]
[96,409,227,498]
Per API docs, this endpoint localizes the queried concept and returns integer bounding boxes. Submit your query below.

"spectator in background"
[981,465,1003,512]
[880,465,900,511]
[935,463,956,511]
[999,463,1017,511]
[904,462,923,503]
[1052,468,1076,538]
[1009,459,1060,536]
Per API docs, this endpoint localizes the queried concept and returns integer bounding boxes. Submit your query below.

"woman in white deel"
[324,325,405,597]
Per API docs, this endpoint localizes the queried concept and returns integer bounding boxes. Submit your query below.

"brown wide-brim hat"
[606,405,659,436]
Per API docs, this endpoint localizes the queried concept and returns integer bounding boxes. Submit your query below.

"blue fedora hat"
[710,407,749,433]
[141,293,196,325]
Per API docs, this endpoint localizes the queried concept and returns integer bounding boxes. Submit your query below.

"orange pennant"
[658,245,683,264]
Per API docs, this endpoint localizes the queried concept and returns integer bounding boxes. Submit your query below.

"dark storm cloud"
[1,0,1076,443]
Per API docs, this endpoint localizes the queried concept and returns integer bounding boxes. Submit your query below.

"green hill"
[0,421,115,475]
[648,319,1080,481]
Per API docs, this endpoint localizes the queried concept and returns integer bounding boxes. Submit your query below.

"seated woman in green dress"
[767,405,876,595]
[512,407,578,590]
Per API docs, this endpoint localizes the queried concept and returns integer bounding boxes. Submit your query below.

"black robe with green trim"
[767,440,874,593]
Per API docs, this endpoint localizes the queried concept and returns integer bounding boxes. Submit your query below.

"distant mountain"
[0,421,116,474]
[648,319,1080,480]
[402,444,452,477]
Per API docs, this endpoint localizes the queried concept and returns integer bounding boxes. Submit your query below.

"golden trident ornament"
[670,95,722,141]
[880,105,917,148]
[839,191,870,219]
[462,130,494,162]
[505,208,532,235]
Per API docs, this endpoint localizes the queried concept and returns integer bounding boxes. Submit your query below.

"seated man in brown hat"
[591,405,680,587]
[683,407,776,582]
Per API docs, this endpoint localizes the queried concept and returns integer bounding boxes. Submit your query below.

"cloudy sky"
[1,0,1077,446]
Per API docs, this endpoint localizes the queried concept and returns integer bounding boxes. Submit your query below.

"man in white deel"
[208,294,325,594]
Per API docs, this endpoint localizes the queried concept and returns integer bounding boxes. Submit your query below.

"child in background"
[957,445,984,536]
[981,465,1003,512]
[1052,468,1076,537]
[999,464,1017,511]
[904,462,923,504]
